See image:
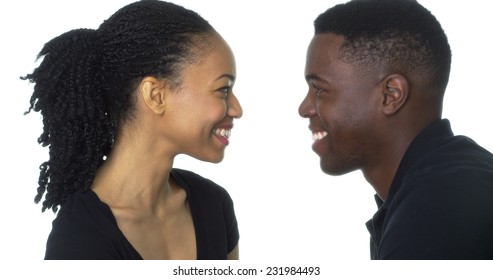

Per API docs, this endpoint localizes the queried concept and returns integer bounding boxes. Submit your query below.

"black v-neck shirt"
[44,168,239,260]
[366,119,493,259]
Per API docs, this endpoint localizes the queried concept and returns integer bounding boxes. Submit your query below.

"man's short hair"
[315,0,451,96]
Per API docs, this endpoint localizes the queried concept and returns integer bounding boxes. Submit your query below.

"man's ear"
[381,74,409,115]
[139,76,167,115]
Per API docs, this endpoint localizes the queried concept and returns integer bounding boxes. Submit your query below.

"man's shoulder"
[382,144,493,259]
[406,134,493,184]
[391,133,493,226]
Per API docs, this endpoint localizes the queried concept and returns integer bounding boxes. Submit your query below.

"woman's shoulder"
[45,190,129,259]
[48,190,113,238]
[54,190,114,223]
[45,192,110,259]
[171,168,231,200]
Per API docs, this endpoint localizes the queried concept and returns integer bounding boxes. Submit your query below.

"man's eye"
[314,86,324,96]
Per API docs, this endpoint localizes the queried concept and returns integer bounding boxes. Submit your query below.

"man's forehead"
[307,34,344,60]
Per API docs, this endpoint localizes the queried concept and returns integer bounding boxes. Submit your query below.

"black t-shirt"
[44,168,239,260]
[366,119,493,259]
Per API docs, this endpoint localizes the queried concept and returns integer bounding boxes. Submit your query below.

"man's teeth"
[214,128,232,138]
[312,131,328,141]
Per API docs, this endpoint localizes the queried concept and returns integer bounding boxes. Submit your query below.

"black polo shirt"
[366,119,493,259]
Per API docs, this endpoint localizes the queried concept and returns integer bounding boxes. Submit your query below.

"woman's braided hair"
[22,0,214,212]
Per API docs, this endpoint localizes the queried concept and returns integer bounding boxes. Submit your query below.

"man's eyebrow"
[305,74,327,83]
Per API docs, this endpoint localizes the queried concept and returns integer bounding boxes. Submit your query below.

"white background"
[1,0,492,278]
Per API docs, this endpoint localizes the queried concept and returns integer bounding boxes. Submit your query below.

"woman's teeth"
[214,128,232,138]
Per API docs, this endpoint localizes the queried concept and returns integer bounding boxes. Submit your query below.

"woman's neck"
[91,126,178,215]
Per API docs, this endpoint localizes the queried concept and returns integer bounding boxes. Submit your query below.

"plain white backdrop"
[1,0,492,278]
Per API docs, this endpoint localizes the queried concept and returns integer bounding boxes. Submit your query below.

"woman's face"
[163,36,243,163]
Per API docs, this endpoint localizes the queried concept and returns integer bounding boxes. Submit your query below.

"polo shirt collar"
[384,118,454,206]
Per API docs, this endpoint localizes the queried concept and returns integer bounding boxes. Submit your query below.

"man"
[298,0,493,259]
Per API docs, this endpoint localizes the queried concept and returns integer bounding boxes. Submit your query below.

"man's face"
[299,33,381,175]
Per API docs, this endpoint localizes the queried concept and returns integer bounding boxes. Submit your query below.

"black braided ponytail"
[23,0,215,212]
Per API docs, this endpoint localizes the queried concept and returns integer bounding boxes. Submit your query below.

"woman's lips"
[213,127,232,145]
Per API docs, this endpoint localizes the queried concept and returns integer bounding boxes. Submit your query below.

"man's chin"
[320,160,355,176]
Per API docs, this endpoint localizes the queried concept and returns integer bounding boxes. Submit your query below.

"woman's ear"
[381,74,409,115]
[139,76,167,115]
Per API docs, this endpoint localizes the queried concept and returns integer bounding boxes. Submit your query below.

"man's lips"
[309,125,328,143]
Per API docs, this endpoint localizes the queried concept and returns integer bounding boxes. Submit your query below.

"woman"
[23,0,242,260]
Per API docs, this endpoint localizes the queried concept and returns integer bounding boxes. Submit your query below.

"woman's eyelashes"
[217,86,231,97]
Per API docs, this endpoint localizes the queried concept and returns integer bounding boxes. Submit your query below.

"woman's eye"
[218,86,230,96]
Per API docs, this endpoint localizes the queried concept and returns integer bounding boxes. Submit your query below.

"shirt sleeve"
[222,190,239,253]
